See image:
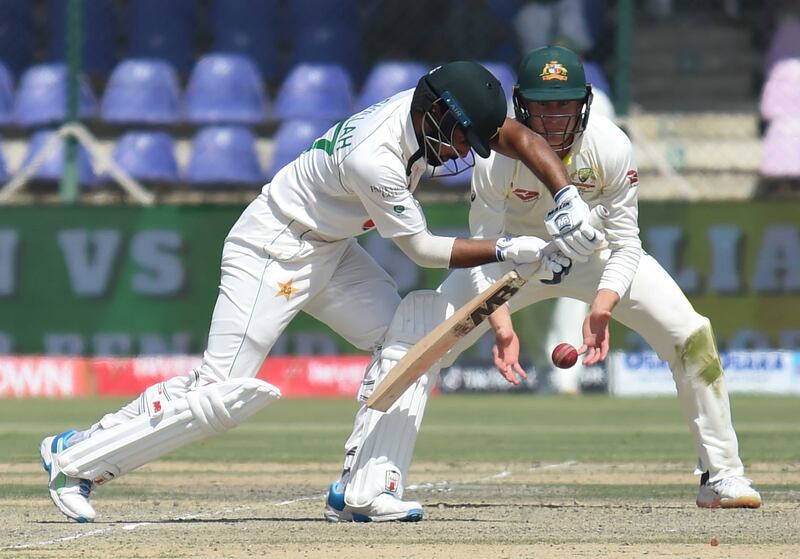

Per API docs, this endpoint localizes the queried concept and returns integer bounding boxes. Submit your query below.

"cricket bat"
[366,205,609,412]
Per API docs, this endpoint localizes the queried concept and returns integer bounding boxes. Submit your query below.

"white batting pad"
[344,290,448,507]
[58,378,281,484]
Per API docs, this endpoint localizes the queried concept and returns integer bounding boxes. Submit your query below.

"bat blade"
[366,270,528,411]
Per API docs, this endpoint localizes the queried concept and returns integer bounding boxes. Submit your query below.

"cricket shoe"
[696,472,762,509]
[324,481,424,523]
[40,431,96,522]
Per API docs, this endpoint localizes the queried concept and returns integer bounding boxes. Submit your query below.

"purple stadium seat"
[0,0,34,75]
[274,63,354,121]
[0,137,8,181]
[760,58,800,121]
[0,61,14,125]
[22,129,97,186]
[185,126,264,186]
[13,63,98,127]
[268,118,333,179]
[209,0,279,80]
[47,0,118,74]
[184,53,268,125]
[765,20,800,75]
[112,131,179,182]
[101,59,180,124]
[356,61,428,110]
[128,0,197,73]
[760,116,800,178]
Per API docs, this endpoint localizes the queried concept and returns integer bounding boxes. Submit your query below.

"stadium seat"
[285,0,361,77]
[209,0,279,80]
[0,0,34,75]
[583,60,612,97]
[47,0,118,75]
[112,131,179,183]
[357,61,428,110]
[101,59,180,125]
[485,0,523,64]
[760,58,800,121]
[760,116,800,178]
[765,20,800,75]
[274,64,354,121]
[267,118,333,178]
[184,53,268,125]
[13,63,98,127]
[128,0,197,73]
[0,61,14,125]
[21,129,97,186]
[185,126,264,186]
[0,137,8,181]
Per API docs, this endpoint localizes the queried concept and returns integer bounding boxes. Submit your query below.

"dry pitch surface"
[3,460,798,559]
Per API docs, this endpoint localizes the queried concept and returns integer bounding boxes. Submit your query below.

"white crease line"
[528,460,578,471]
[274,492,326,506]
[2,497,314,550]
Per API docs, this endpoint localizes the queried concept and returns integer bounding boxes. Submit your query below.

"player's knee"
[676,318,724,386]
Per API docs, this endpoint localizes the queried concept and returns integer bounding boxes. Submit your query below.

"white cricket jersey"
[266,90,429,240]
[470,114,642,298]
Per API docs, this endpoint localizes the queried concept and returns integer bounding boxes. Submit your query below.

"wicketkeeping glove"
[516,250,572,281]
[544,185,605,262]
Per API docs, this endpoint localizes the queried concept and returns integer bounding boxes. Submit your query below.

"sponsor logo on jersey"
[512,188,540,202]
[276,278,299,301]
[393,205,405,214]
[385,470,401,493]
[540,61,568,81]
[626,169,640,187]
[370,185,402,198]
[361,219,375,231]
[577,167,593,183]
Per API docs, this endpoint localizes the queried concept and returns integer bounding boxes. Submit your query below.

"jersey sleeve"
[594,123,642,298]
[344,146,427,238]
[468,153,509,239]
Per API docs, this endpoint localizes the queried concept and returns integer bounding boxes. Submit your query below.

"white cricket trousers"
[95,190,401,429]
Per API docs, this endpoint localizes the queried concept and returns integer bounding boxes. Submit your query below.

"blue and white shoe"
[40,431,96,523]
[324,481,423,523]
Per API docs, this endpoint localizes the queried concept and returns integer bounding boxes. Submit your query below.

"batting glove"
[495,235,548,265]
[516,251,572,281]
[544,185,605,263]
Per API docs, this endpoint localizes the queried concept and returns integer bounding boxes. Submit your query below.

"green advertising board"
[0,202,798,357]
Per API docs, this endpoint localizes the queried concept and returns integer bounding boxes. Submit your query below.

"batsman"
[326,46,761,522]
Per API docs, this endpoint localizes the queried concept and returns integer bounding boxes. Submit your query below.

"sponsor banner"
[0,357,89,398]
[93,356,203,396]
[610,351,800,396]
[440,362,539,393]
[257,356,370,398]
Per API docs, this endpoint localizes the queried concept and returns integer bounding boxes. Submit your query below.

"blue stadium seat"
[583,61,611,97]
[0,137,8,181]
[13,63,98,127]
[22,130,97,186]
[485,0,523,65]
[185,126,263,186]
[357,61,427,110]
[47,0,118,75]
[128,0,197,73]
[274,64,354,121]
[209,0,279,80]
[112,131,178,183]
[0,61,14,125]
[0,0,34,75]
[185,53,268,125]
[268,118,333,179]
[101,59,180,125]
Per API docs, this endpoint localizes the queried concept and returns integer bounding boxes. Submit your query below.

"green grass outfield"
[1,394,797,465]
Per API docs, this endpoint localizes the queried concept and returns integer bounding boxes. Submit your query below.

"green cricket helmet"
[513,46,593,152]
[411,61,507,175]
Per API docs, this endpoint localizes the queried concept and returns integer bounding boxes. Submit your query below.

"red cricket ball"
[551,343,578,369]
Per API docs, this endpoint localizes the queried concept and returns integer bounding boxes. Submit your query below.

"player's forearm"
[488,303,514,339]
[491,119,571,196]
[591,288,620,315]
[449,238,500,268]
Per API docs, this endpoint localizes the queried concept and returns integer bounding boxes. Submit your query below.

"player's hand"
[577,308,612,365]
[516,250,571,281]
[492,329,527,385]
[544,185,605,263]
[495,235,548,265]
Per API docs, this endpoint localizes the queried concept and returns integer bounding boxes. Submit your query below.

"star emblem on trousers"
[276,278,299,301]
